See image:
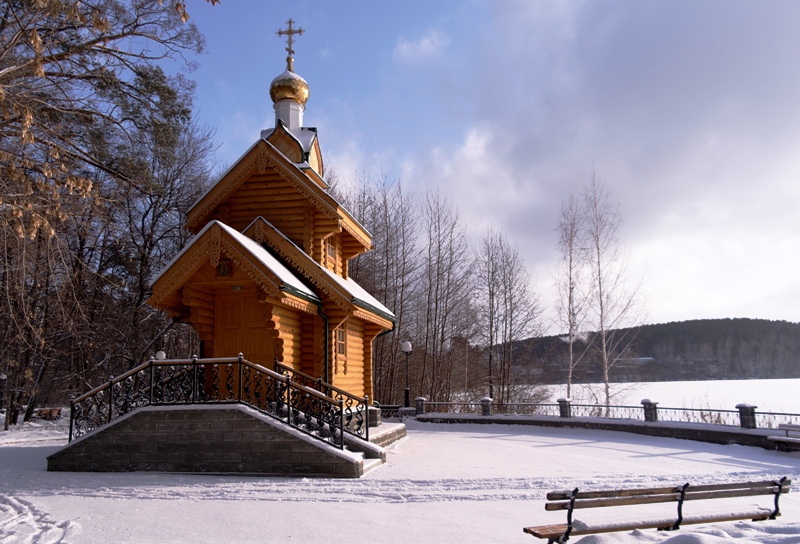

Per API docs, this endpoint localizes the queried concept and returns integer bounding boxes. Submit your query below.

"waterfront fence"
[405,397,797,430]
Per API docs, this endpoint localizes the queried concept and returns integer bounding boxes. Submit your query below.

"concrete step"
[362,457,384,475]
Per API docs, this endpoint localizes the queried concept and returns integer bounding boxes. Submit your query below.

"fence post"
[148,357,154,405]
[557,398,572,418]
[641,399,659,422]
[191,355,198,404]
[736,403,757,429]
[415,397,426,416]
[480,397,493,416]
[69,395,75,442]
[286,376,292,425]
[238,353,244,402]
[108,376,114,424]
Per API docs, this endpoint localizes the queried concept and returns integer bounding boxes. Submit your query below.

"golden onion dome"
[269,69,309,106]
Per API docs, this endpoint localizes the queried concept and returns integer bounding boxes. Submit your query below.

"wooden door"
[215,293,272,365]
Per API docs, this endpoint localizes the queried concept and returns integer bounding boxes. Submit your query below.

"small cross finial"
[276,19,305,72]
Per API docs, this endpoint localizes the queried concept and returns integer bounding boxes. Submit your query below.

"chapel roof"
[149,220,320,313]
[243,217,395,325]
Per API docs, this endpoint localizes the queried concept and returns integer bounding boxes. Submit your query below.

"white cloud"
[393,30,450,62]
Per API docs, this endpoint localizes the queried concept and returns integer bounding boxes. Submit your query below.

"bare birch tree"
[583,172,643,408]
[476,227,541,403]
[340,171,421,404]
[554,194,589,398]
[416,188,473,402]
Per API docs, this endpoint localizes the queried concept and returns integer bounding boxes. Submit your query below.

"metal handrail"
[275,361,370,442]
[69,356,346,449]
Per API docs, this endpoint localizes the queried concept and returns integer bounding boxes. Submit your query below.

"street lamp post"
[401,341,412,408]
[0,372,6,412]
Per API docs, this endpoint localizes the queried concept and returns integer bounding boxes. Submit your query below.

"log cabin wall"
[300,313,322,378]
[184,286,216,359]
[273,305,303,370]
[330,318,365,397]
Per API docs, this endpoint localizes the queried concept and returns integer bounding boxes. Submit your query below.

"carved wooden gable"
[148,221,319,319]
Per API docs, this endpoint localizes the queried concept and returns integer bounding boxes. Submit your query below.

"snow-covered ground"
[2,415,800,543]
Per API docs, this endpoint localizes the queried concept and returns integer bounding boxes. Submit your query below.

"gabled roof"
[184,138,372,255]
[243,217,395,326]
[261,122,325,185]
[149,220,320,313]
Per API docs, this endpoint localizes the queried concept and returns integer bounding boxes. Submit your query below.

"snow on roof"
[259,125,316,154]
[245,217,394,320]
[290,127,317,152]
[320,267,393,318]
[215,222,318,301]
[151,220,318,303]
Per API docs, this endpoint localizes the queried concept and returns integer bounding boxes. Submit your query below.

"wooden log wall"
[273,305,303,369]
[333,318,365,397]
[299,313,322,378]
[183,285,216,357]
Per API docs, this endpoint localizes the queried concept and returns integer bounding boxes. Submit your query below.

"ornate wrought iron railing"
[656,406,740,426]
[275,361,369,442]
[570,403,646,420]
[69,355,347,449]
[755,411,800,429]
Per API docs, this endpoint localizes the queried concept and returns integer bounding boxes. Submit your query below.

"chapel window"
[326,238,336,270]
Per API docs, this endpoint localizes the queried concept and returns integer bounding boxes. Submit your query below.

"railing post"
[480,397,493,416]
[557,398,572,418]
[641,399,659,422]
[191,355,198,404]
[286,376,292,425]
[736,403,758,429]
[415,397,426,416]
[238,353,244,402]
[108,376,114,425]
[69,395,75,442]
[148,357,154,405]
[364,395,370,442]
[338,398,344,449]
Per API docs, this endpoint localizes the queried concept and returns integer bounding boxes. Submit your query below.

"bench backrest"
[778,423,800,437]
[546,479,791,512]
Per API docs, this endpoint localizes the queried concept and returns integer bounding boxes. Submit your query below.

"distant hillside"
[515,318,800,383]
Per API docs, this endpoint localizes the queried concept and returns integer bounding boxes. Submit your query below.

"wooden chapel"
[147,22,394,400]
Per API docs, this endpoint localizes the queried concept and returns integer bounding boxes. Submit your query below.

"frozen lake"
[548,378,800,414]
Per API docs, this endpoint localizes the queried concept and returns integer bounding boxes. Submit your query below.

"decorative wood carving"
[340,219,372,250]
[253,220,266,244]
[208,227,221,267]
[257,144,269,174]
[150,238,214,308]
[246,219,349,310]
[219,239,282,301]
[353,308,393,329]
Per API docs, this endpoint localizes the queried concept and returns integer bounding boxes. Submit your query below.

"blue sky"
[182,1,800,331]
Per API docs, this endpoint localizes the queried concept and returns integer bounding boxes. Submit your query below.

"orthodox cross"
[277,19,305,72]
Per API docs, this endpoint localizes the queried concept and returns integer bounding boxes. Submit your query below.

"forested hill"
[522,318,800,383]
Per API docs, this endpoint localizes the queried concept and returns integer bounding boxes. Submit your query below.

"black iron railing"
[275,361,369,442]
[410,398,800,430]
[69,355,347,449]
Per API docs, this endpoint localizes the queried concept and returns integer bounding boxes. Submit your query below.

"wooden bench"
[768,424,800,451]
[32,408,63,421]
[523,478,790,543]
